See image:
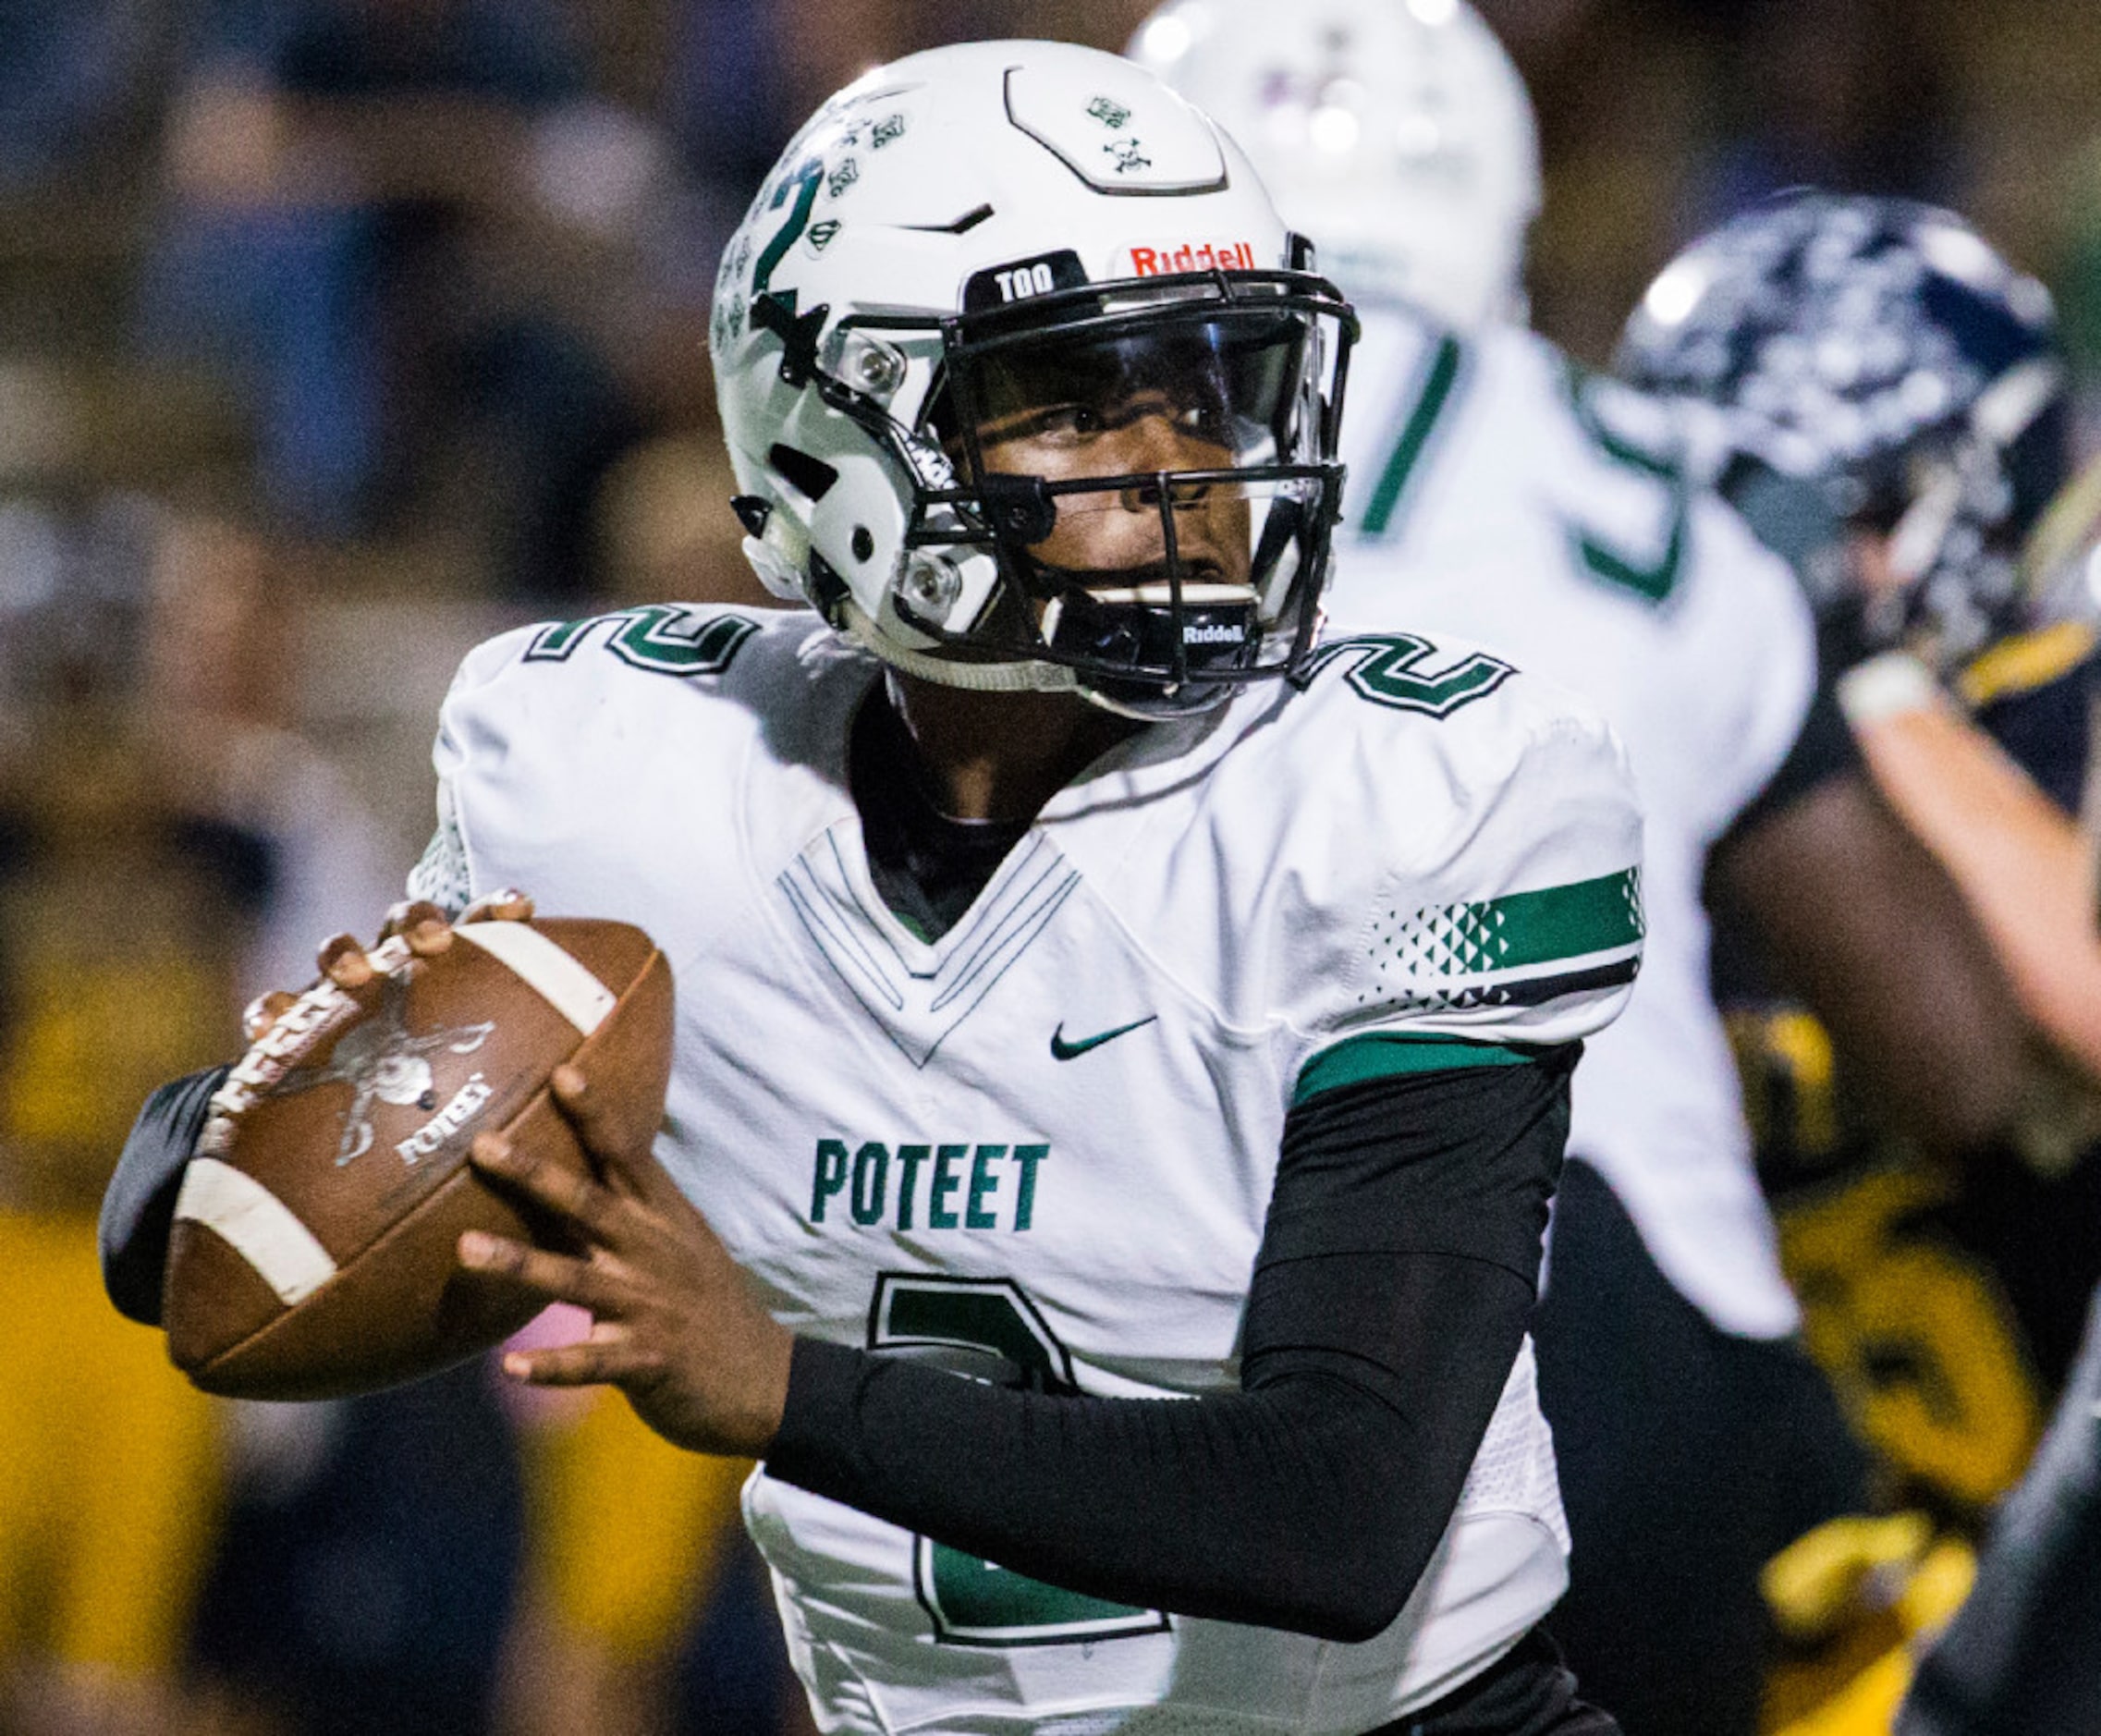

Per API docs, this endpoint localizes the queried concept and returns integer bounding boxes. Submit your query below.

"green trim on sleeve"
[1482,868,1645,966]
[1384,868,1644,978]
[1293,1033,1539,1105]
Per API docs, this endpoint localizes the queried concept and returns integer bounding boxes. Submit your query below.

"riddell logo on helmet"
[1128,241,1260,276]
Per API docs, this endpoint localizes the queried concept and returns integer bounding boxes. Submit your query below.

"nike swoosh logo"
[1050,1017,1157,1061]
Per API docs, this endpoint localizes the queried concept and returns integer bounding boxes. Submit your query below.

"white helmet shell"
[709,39,1354,715]
[1129,0,1540,331]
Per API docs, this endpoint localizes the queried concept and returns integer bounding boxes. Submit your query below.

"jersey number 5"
[1559,365,1689,608]
[870,1273,1172,1646]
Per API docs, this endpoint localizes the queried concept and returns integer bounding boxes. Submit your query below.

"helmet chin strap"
[739,509,812,603]
[839,597,1259,721]
[836,598,1078,694]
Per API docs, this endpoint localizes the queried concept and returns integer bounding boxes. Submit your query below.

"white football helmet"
[1129,0,1539,331]
[710,39,1356,718]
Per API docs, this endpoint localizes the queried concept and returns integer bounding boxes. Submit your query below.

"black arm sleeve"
[765,1048,1576,1643]
[99,1065,226,1326]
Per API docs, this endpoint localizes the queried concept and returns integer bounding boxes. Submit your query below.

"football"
[161,916,674,1400]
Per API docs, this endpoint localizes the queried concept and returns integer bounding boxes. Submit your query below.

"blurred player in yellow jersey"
[1619,193,2101,1733]
[1886,471,2101,1736]
[0,588,247,1733]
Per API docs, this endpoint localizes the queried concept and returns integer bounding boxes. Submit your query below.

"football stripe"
[175,1157,339,1305]
[453,923,616,1034]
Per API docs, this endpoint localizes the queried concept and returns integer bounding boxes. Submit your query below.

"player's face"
[965,321,1284,586]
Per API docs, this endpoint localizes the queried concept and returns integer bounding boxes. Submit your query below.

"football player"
[104,42,1648,1735]
[1889,473,2101,1736]
[1132,10,2043,1736]
[1888,477,2101,1730]
[1619,190,2101,1082]
[1619,193,2101,1725]
[1898,1285,2101,1735]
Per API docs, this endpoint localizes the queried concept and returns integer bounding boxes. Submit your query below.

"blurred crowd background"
[6,1,2101,1732]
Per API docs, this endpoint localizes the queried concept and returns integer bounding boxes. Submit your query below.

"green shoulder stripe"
[1294,1033,1537,1105]
[1378,868,1643,979]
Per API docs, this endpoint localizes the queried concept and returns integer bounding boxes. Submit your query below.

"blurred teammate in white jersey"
[1134,7,2034,1733]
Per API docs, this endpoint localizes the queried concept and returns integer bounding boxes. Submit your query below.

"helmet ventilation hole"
[768,442,839,503]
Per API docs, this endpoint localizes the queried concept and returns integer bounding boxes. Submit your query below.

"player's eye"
[988,402,1105,446]
[1043,403,1105,437]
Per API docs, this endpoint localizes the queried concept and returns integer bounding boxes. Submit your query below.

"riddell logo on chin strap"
[1129,241,1259,275]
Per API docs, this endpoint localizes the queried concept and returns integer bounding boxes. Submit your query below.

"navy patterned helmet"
[1616,191,2067,662]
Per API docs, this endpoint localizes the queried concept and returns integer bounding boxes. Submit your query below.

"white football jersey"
[415,604,1643,1734]
[1325,307,1820,1339]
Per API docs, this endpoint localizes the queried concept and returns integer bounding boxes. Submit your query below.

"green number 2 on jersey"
[524,605,759,676]
[870,1273,1171,1646]
[1305,631,1516,717]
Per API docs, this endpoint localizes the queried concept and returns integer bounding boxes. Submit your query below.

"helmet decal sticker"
[1127,241,1259,276]
[963,251,1091,312]
[1105,138,1154,175]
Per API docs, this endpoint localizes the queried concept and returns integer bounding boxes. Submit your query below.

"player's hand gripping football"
[235,891,482,1045]
[204,895,491,1155]
[442,899,795,1458]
